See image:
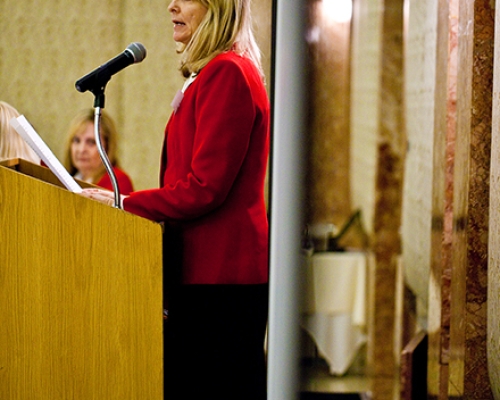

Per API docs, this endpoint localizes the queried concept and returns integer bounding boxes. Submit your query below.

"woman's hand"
[80,188,128,208]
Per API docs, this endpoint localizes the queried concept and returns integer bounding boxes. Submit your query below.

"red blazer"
[124,51,270,285]
[97,167,134,195]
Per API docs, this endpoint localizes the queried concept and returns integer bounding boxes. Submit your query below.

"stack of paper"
[10,115,82,193]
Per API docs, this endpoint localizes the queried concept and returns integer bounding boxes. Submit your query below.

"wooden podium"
[0,159,164,400]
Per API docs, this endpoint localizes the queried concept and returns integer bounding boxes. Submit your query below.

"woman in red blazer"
[83,0,269,398]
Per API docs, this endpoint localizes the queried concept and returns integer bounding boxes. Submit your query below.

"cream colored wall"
[401,0,437,318]
[350,0,383,236]
[0,0,272,191]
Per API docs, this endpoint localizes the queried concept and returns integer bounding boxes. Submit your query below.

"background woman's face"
[168,0,208,44]
[71,122,103,178]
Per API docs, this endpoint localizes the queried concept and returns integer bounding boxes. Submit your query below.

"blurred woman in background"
[64,108,134,194]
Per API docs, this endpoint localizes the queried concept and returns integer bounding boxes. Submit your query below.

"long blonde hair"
[0,101,40,164]
[63,108,121,178]
[178,0,263,78]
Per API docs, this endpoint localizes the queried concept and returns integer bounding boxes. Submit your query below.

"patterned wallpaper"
[0,0,272,190]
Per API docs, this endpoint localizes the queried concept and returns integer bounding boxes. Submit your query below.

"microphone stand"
[91,90,121,209]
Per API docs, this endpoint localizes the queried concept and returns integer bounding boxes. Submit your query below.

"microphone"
[75,42,147,93]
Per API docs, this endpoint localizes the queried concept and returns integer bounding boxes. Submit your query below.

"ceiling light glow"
[321,0,353,23]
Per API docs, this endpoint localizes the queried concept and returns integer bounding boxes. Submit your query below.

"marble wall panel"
[401,0,437,323]
[373,0,405,382]
[448,0,494,398]
[305,1,352,228]
[488,1,500,396]
[350,0,383,237]
[350,2,405,394]
[426,0,457,396]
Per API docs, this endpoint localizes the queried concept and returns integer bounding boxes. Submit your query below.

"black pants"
[164,284,269,400]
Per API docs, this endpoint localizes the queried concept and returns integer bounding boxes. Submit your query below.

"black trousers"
[164,283,269,400]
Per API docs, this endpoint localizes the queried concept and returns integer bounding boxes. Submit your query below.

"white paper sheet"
[10,115,82,193]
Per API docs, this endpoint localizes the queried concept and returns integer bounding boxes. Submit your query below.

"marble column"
[350,0,404,397]
[488,1,500,398]
[305,0,352,230]
[448,0,494,398]
[427,0,458,397]
[368,0,405,398]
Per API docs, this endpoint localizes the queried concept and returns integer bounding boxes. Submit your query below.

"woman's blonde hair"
[0,101,40,163]
[64,108,120,178]
[178,0,263,78]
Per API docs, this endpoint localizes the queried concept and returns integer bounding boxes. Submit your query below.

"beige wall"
[350,0,383,236]
[0,0,272,190]
[401,0,437,319]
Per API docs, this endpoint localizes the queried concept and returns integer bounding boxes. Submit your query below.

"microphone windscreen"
[127,42,147,63]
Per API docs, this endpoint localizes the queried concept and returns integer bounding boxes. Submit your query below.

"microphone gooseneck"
[75,42,147,93]
[74,42,146,208]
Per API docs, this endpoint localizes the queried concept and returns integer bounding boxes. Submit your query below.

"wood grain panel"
[0,162,163,400]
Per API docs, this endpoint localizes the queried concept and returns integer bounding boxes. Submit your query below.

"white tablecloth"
[301,252,367,375]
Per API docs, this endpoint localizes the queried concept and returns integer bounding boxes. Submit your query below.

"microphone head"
[126,42,147,63]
